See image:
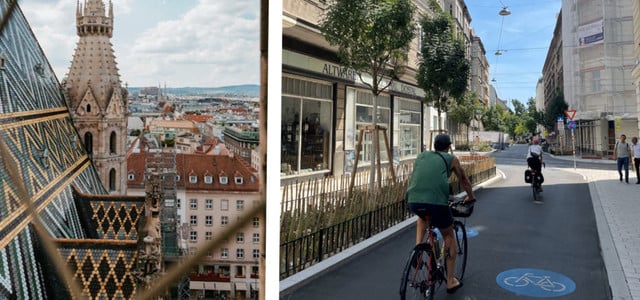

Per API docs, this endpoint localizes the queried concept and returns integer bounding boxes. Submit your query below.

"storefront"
[282,50,426,180]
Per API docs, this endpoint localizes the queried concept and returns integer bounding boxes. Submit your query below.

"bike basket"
[451,203,474,217]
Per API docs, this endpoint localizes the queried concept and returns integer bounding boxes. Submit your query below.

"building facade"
[562,0,638,156]
[282,0,455,180]
[127,152,260,299]
[470,32,490,106]
[632,0,640,122]
[63,0,128,194]
[542,10,564,110]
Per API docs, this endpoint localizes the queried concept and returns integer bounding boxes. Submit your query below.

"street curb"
[278,171,504,295]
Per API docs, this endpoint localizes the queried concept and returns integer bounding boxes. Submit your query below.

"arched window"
[109,168,116,191]
[110,131,117,154]
[86,104,91,113]
[84,132,93,155]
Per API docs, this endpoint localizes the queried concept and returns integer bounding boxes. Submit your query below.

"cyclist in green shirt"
[406,134,476,293]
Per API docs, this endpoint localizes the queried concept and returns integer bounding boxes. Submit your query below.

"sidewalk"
[550,153,639,300]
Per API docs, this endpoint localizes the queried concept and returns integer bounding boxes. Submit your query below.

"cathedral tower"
[64,0,128,194]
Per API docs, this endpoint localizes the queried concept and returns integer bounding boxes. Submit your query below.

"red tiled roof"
[127,151,259,192]
[183,114,213,123]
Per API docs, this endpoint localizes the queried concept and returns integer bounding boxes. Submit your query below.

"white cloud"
[21,0,259,87]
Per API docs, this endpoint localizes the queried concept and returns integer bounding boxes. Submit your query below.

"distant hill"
[129,84,259,98]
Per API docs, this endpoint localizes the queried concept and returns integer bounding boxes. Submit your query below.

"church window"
[110,131,117,154]
[109,168,116,191]
[84,132,93,155]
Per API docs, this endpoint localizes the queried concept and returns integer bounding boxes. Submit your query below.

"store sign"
[321,63,358,81]
[284,50,424,98]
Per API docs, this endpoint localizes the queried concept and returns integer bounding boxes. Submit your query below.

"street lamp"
[499,6,511,16]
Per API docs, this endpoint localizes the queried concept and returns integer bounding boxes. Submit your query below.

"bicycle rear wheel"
[451,221,468,280]
[400,243,437,300]
[532,176,538,201]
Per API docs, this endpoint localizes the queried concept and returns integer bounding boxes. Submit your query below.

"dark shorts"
[409,203,453,229]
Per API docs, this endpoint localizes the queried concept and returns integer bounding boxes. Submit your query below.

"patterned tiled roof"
[0,1,143,299]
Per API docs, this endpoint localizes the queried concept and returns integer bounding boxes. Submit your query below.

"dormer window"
[205,176,213,184]
[220,176,228,184]
[189,175,197,183]
[235,176,243,184]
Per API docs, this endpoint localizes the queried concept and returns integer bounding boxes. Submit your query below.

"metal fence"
[280,199,410,279]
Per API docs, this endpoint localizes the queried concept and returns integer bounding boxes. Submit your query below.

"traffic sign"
[564,110,576,120]
[567,120,577,130]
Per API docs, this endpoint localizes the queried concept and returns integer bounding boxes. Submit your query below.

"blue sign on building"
[496,268,576,298]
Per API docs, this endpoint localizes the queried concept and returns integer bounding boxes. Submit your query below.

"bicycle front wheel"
[451,221,468,280]
[400,243,437,300]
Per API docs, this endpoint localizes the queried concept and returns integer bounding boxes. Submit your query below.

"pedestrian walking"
[632,136,640,184]
[613,134,633,183]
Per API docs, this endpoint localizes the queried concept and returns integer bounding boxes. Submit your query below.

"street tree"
[481,105,505,131]
[320,0,415,189]
[448,92,482,146]
[543,93,568,131]
[417,2,470,131]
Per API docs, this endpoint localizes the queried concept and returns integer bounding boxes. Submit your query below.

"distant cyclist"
[527,137,544,191]
[406,134,476,294]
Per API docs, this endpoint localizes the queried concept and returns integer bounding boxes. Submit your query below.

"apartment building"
[632,0,640,122]
[562,0,637,156]
[127,151,260,299]
[281,0,484,180]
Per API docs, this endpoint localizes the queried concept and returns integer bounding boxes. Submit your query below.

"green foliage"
[416,9,470,130]
[502,111,520,138]
[514,123,528,136]
[320,0,416,95]
[448,93,482,145]
[482,105,504,131]
[543,93,568,131]
[511,99,526,116]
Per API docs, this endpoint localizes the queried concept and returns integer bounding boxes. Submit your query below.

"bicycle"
[399,198,474,300]
[526,162,545,202]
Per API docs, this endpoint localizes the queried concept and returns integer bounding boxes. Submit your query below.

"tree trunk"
[369,93,379,193]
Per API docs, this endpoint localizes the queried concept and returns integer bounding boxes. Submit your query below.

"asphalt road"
[280,145,611,300]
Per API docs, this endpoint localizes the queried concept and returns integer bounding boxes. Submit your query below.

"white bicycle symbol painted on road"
[503,272,566,292]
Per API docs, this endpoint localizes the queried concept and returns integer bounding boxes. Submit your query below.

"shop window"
[281,77,333,176]
[350,88,391,165]
[393,98,422,159]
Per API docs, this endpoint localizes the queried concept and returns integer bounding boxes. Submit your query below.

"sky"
[465,0,562,104]
[20,0,260,88]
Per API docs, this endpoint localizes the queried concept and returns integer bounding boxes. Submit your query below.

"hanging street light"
[499,6,511,16]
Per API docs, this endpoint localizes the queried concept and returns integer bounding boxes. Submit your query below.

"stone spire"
[65,0,128,194]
